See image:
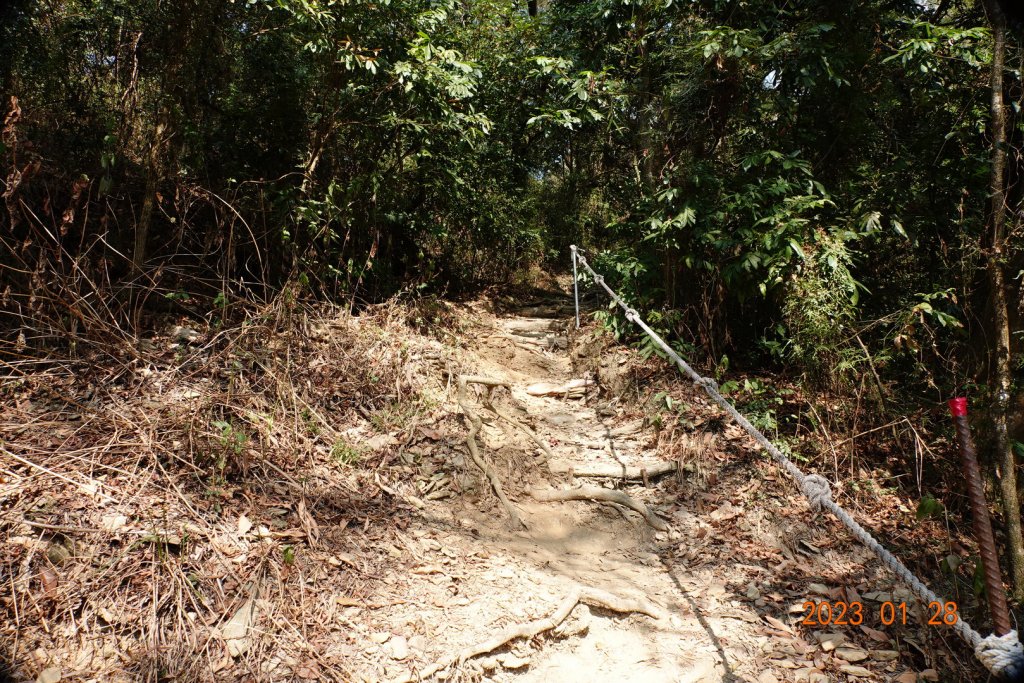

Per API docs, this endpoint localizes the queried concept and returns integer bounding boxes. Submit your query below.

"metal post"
[570,245,580,329]
[949,397,1012,636]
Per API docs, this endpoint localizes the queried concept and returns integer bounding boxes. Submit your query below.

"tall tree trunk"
[983,0,1024,601]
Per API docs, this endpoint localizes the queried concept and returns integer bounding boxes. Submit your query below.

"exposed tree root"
[490,406,555,462]
[548,459,682,481]
[530,485,670,531]
[457,375,526,529]
[393,585,664,682]
[445,370,558,462]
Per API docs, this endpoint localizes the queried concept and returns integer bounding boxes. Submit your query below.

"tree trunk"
[983,0,1024,601]
[133,115,166,273]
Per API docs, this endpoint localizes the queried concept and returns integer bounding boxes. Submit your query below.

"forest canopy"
[0,0,1018,363]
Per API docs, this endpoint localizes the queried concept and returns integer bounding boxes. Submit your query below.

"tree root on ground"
[457,375,527,529]
[392,585,664,683]
[490,405,555,462]
[448,372,557,461]
[548,459,681,482]
[529,485,669,531]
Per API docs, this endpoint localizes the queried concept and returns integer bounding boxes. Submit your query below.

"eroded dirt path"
[0,291,982,683]
[445,306,724,683]
[355,294,978,683]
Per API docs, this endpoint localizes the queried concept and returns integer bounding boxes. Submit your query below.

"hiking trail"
[359,290,954,683]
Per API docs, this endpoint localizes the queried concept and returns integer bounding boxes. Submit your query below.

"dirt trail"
[353,293,976,683]
[450,304,725,683]
[0,291,980,682]
[364,297,797,683]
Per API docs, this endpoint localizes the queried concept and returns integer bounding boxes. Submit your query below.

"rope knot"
[694,377,718,392]
[976,630,1024,680]
[625,308,639,322]
[801,474,833,512]
[593,274,603,285]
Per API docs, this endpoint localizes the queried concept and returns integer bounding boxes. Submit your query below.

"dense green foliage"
[1,0,549,314]
[1,0,1021,400]
[537,1,1020,395]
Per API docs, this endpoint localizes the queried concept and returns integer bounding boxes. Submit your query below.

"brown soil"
[0,289,984,682]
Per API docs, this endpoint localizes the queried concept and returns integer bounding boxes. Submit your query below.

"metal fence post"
[949,397,1013,636]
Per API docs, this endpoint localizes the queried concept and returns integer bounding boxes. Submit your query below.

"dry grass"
[0,290,456,682]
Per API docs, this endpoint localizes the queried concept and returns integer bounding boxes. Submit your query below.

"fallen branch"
[525,379,589,398]
[502,318,563,340]
[607,421,644,437]
[459,375,509,390]
[393,586,663,682]
[457,376,526,529]
[530,485,669,531]
[548,459,683,481]
[506,338,549,355]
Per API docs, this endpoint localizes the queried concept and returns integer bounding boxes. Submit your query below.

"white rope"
[800,474,832,512]
[570,246,1024,680]
[978,631,1024,680]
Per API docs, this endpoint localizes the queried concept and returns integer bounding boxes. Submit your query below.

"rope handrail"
[569,245,1024,680]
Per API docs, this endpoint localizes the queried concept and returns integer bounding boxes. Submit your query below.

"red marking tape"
[948,397,968,417]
